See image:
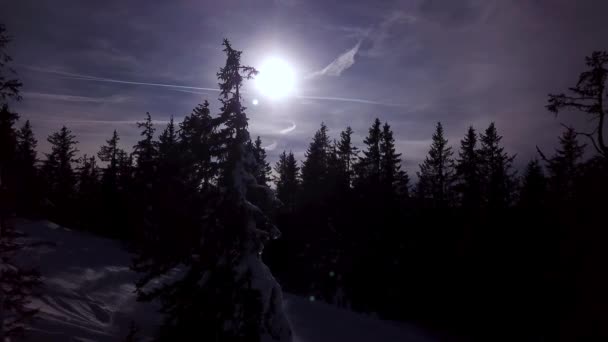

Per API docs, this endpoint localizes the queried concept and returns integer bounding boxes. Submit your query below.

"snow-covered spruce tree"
[134,39,292,341]
[0,23,40,340]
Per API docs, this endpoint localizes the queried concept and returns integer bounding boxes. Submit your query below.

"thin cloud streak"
[279,121,297,134]
[263,141,278,151]
[22,65,221,92]
[35,118,171,125]
[297,94,407,107]
[22,91,129,104]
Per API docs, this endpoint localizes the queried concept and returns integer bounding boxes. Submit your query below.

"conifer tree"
[455,126,482,208]
[301,122,331,202]
[44,126,78,223]
[357,118,382,186]
[380,122,402,197]
[134,40,291,342]
[179,101,216,190]
[539,126,586,204]
[0,25,40,340]
[252,136,271,186]
[15,120,39,216]
[133,112,157,180]
[416,122,454,207]
[97,129,131,236]
[519,159,546,208]
[274,151,299,212]
[336,126,358,189]
[75,154,100,230]
[98,130,122,188]
[478,123,516,208]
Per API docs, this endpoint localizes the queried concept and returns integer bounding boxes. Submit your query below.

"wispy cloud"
[308,41,361,78]
[263,141,278,151]
[279,121,297,134]
[362,11,417,57]
[22,91,129,104]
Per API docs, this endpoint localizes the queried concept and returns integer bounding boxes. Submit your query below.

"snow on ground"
[16,220,436,341]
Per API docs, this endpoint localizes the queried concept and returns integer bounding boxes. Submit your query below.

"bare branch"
[560,122,603,155]
[535,145,549,163]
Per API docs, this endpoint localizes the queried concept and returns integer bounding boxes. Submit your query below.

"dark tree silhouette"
[15,120,40,216]
[336,126,358,190]
[538,126,586,205]
[179,101,216,191]
[547,51,608,158]
[97,130,131,237]
[301,122,331,203]
[380,122,402,198]
[43,126,78,224]
[478,123,516,209]
[133,112,157,179]
[252,136,271,186]
[518,159,546,208]
[455,126,482,208]
[274,151,299,212]
[0,24,21,103]
[134,40,291,342]
[0,26,39,340]
[416,122,454,207]
[356,118,382,188]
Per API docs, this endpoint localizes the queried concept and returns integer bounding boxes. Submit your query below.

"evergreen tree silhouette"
[0,24,21,103]
[336,126,358,190]
[0,26,39,340]
[15,120,39,216]
[380,122,402,199]
[274,151,299,212]
[538,126,586,205]
[133,112,157,181]
[478,123,516,208]
[356,118,382,188]
[98,130,122,188]
[97,130,130,237]
[134,40,291,342]
[416,122,454,207]
[519,159,546,208]
[43,126,78,224]
[75,154,100,230]
[301,122,331,204]
[252,136,271,186]
[179,101,216,191]
[455,126,482,208]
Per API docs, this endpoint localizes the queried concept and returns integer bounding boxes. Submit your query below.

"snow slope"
[16,220,435,341]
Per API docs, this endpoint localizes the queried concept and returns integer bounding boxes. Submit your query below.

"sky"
[2,0,607,173]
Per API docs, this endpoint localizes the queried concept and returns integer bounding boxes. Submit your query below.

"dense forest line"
[2,21,608,340]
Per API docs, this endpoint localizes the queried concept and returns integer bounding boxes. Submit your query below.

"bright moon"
[255,57,295,100]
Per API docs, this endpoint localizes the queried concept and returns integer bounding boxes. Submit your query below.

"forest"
[1,21,608,341]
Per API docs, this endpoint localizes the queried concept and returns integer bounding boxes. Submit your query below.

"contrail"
[23,65,404,107]
[279,121,297,134]
[297,95,406,107]
[22,65,221,92]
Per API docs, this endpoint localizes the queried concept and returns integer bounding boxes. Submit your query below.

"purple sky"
[2,0,607,173]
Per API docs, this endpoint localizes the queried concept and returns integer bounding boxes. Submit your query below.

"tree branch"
[560,123,603,155]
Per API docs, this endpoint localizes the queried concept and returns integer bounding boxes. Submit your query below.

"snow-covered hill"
[16,220,435,341]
